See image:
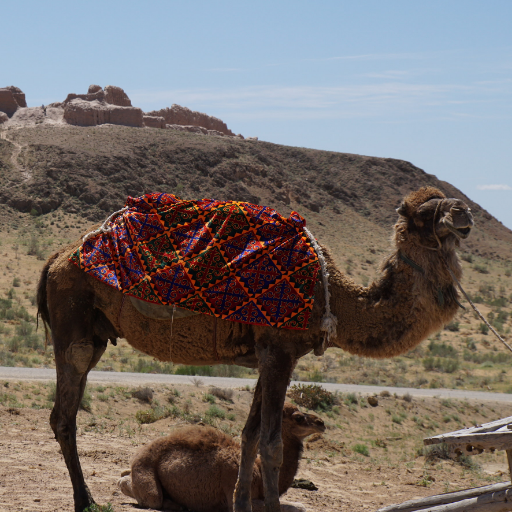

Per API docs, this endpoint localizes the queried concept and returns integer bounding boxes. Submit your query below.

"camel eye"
[295,415,305,423]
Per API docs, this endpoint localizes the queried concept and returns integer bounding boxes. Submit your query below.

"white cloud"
[477,184,512,190]
[128,77,511,121]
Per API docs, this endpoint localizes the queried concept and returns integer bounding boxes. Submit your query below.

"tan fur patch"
[402,186,445,217]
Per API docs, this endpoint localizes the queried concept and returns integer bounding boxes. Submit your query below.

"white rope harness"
[303,227,338,355]
[82,206,129,243]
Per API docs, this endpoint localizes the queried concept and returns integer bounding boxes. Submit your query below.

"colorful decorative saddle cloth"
[70,193,320,330]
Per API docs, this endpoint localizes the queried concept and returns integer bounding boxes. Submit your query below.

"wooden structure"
[377,416,512,511]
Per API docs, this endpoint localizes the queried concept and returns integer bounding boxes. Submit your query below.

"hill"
[1,124,511,264]
[0,123,512,394]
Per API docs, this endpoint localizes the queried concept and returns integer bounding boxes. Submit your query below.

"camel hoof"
[120,469,131,477]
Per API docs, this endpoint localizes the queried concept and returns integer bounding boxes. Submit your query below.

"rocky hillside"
[0,124,511,264]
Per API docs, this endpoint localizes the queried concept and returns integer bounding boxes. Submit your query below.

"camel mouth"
[443,219,472,239]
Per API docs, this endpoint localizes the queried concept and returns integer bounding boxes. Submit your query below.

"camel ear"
[396,202,407,216]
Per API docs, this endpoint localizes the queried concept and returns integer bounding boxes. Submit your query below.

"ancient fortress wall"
[0,84,242,138]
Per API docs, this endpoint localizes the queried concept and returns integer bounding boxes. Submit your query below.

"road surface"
[1,366,511,403]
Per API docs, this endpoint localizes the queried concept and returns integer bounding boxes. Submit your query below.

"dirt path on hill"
[0,127,32,182]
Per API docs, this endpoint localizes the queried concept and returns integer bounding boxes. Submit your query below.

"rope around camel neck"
[444,263,512,354]
[303,227,338,355]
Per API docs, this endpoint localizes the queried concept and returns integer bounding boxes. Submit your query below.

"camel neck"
[325,245,461,359]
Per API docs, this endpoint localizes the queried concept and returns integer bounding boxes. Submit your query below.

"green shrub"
[427,341,458,358]
[174,364,246,377]
[130,358,174,374]
[203,393,216,404]
[473,263,489,274]
[84,503,115,512]
[307,369,324,382]
[479,323,489,335]
[353,444,369,456]
[205,404,226,420]
[444,321,459,332]
[288,384,336,411]
[423,357,459,373]
[135,405,177,424]
[392,414,403,424]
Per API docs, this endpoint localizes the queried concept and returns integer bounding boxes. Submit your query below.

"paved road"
[1,366,511,403]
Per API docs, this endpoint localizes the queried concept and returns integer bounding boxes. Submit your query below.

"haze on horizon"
[2,0,511,229]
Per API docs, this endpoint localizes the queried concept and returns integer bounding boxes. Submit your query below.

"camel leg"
[259,345,295,512]
[233,378,263,512]
[50,336,106,512]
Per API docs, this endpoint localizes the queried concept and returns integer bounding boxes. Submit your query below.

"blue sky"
[2,1,512,228]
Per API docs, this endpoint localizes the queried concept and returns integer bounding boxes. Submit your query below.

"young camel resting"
[118,403,325,511]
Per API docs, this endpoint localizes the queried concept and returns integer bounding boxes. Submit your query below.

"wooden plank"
[418,489,512,511]
[507,450,512,481]
[424,417,512,444]
[376,482,511,512]
[424,431,512,450]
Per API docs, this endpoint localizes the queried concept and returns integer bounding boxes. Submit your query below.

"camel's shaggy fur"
[118,403,325,511]
[36,187,474,512]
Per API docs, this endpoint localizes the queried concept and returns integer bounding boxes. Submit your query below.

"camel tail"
[36,253,58,347]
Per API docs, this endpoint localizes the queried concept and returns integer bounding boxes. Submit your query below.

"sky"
[2,1,512,229]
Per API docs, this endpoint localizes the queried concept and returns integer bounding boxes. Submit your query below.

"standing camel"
[37,186,473,512]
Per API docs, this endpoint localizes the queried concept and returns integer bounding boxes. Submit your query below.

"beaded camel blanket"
[70,193,321,330]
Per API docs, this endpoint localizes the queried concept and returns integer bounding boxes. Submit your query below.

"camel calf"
[119,403,325,511]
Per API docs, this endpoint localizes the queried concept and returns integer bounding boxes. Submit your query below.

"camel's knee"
[66,338,94,374]
[260,436,283,467]
[50,408,74,441]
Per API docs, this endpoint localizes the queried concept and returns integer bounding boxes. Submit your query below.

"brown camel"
[118,402,325,511]
[37,186,473,512]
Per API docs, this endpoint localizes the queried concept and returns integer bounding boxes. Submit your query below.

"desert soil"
[1,380,512,512]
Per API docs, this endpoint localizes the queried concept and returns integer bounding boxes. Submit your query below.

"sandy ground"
[1,380,511,512]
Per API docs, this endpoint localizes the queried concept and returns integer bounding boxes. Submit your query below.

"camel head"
[396,186,473,248]
[282,403,326,440]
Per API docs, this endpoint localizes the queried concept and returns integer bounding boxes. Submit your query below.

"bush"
[205,404,226,420]
[84,503,115,512]
[427,341,458,358]
[353,444,370,456]
[12,277,21,288]
[473,263,489,274]
[130,358,174,374]
[423,357,459,373]
[135,405,178,424]
[288,384,336,411]
[444,321,459,332]
[174,364,246,377]
[479,323,489,335]
[463,350,512,364]
[209,387,234,402]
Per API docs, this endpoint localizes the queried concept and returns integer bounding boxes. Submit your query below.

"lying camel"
[118,403,325,511]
